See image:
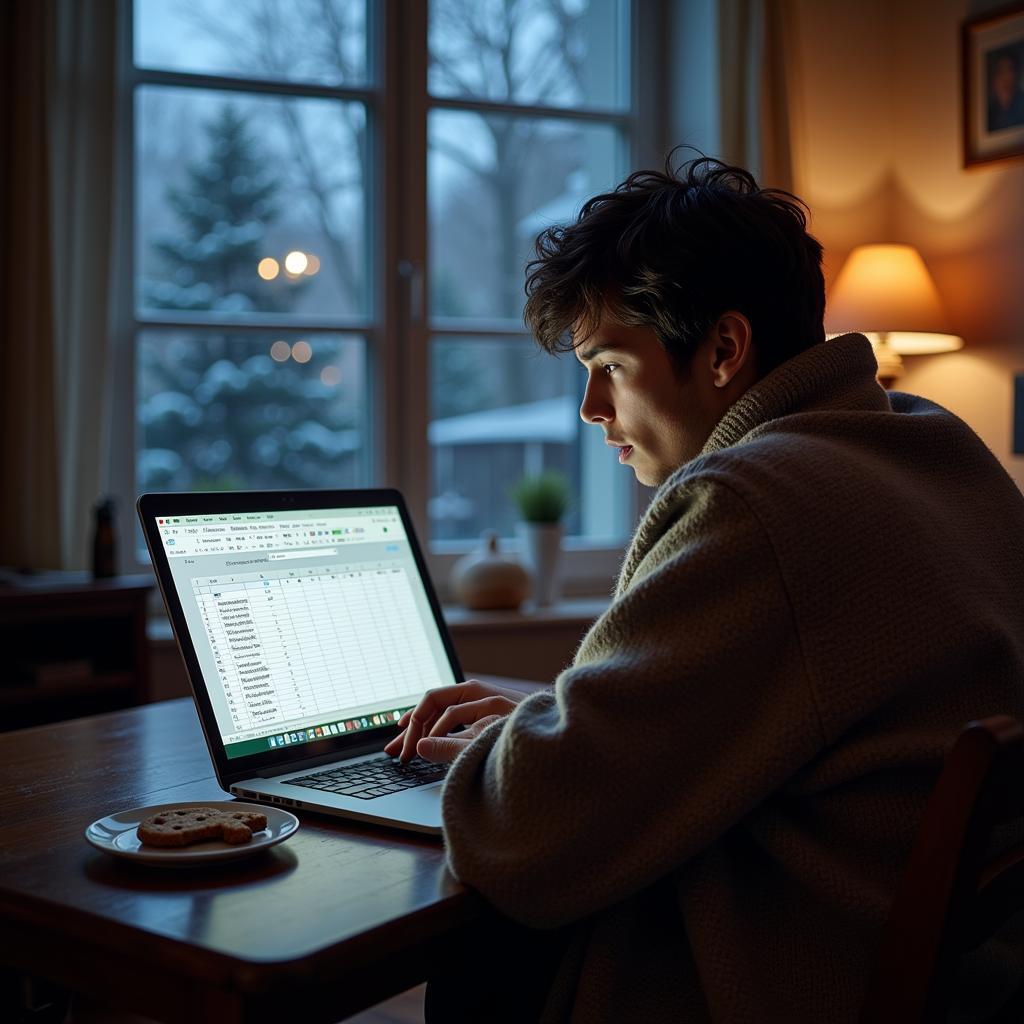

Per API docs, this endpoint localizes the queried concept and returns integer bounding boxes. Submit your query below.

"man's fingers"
[389,680,521,762]
[428,696,518,737]
[416,735,468,763]
[398,693,452,761]
[383,708,418,756]
[409,681,497,722]
[462,714,503,737]
[396,681,500,761]
[419,716,505,762]
[399,717,429,763]
[385,712,432,761]
[385,705,503,758]
[402,714,506,764]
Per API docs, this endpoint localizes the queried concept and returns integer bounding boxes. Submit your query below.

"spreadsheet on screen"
[155,507,457,751]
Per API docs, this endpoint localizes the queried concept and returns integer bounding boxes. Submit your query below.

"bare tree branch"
[176,0,589,320]
[431,138,493,181]
[275,99,362,306]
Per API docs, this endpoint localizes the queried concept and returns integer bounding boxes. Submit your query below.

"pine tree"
[146,103,298,312]
[138,102,359,494]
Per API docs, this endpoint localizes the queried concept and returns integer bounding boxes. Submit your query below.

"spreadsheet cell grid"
[191,564,439,735]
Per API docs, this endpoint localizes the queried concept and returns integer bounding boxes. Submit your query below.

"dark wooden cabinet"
[0,573,153,730]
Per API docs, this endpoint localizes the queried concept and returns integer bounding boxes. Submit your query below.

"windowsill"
[440,598,608,630]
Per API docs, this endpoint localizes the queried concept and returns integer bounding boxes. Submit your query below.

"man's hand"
[384,679,525,764]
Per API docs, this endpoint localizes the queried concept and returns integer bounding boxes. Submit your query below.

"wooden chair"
[860,715,1024,1023]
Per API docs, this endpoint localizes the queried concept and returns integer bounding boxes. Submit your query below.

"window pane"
[429,338,631,542]
[134,0,368,87]
[429,0,627,110]
[429,112,621,320]
[137,331,368,491]
[136,86,367,318]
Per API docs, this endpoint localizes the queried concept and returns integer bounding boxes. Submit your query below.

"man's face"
[575,318,722,487]
[993,56,1018,108]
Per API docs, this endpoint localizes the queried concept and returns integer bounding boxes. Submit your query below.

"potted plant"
[511,471,570,607]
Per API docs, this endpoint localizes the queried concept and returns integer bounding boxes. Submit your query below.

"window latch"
[397,260,423,325]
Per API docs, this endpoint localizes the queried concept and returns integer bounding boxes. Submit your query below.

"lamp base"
[872,333,904,390]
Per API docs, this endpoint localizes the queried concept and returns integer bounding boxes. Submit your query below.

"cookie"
[137,807,269,848]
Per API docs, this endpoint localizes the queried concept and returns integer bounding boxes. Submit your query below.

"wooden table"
[0,677,543,1022]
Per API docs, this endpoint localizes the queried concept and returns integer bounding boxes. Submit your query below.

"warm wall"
[787,0,894,271]
[790,0,1024,489]
[890,0,1024,490]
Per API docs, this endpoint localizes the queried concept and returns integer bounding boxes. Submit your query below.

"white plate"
[84,800,299,866]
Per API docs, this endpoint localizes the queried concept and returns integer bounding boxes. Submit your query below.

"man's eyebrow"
[577,344,623,363]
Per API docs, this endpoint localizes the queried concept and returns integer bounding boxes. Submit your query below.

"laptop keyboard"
[284,755,448,800]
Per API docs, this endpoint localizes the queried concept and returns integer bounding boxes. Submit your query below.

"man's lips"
[605,439,634,462]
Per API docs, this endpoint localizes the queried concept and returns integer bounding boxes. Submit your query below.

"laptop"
[138,488,464,835]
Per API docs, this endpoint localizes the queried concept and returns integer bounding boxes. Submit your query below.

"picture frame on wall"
[963,3,1024,167]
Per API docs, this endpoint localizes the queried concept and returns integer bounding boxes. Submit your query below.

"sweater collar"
[616,334,887,596]
[699,333,887,457]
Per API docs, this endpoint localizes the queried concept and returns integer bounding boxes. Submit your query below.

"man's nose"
[580,380,612,424]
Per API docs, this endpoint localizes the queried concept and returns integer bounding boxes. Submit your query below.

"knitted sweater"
[439,333,1024,1022]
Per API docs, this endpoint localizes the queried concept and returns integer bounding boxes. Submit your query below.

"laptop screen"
[152,503,458,760]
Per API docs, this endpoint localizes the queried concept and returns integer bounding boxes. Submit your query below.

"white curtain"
[717,0,799,191]
[50,0,118,569]
[758,0,800,193]
[0,0,117,570]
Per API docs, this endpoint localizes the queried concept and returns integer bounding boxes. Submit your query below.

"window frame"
[110,0,668,599]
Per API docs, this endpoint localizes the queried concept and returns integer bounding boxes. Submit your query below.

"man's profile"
[386,155,1024,1022]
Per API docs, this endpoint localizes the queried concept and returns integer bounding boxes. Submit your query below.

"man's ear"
[707,312,754,388]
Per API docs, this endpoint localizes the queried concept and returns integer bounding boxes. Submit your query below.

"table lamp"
[826,243,963,388]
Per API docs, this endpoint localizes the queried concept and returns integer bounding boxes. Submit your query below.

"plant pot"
[516,521,564,607]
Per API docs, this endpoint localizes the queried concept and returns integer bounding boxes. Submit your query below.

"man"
[385,156,1024,1021]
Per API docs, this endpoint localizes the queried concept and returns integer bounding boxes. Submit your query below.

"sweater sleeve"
[439,476,826,929]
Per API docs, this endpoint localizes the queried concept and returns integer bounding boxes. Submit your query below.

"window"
[113,0,660,589]
[124,0,373,503]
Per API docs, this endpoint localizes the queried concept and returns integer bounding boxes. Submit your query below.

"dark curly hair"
[523,151,825,376]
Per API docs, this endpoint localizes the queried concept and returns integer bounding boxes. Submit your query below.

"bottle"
[92,497,118,579]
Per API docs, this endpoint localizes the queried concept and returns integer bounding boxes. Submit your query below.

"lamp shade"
[826,244,963,355]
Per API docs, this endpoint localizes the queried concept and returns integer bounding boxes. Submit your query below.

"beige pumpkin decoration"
[450,531,531,610]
